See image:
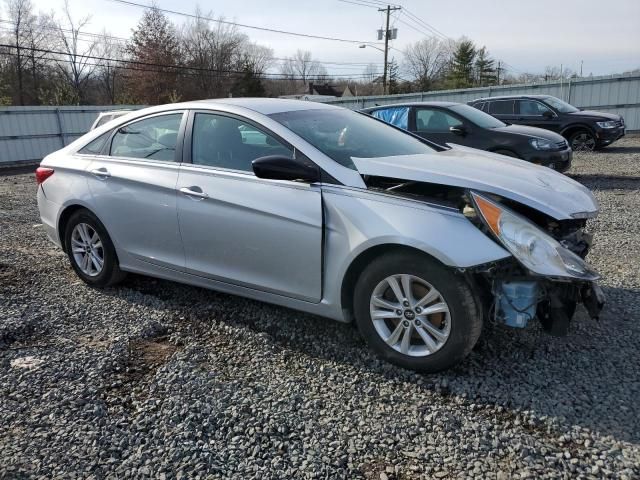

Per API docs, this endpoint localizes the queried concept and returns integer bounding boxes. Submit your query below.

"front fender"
[321,187,510,314]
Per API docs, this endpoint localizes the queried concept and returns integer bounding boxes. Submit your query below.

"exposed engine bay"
[364,175,605,336]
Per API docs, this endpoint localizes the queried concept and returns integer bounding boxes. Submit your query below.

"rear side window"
[110,113,183,161]
[78,132,110,155]
[370,106,409,130]
[489,100,514,115]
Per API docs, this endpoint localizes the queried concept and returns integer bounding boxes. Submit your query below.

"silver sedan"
[36,98,604,372]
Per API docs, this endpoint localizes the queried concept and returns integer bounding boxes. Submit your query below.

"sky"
[22,0,640,79]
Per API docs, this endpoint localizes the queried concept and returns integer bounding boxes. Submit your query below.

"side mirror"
[542,110,554,119]
[252,155,320,183]
[450,125,466,136]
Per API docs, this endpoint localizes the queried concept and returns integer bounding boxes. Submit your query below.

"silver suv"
[35,99,604,372]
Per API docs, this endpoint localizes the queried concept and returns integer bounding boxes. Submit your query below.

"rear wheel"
[64,209,126,288]
[568,129,596,151]
[353,252,482,372]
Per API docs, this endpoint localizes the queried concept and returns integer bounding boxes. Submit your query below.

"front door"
[176,111,323,302]
[413,107,472,147]
[515,99,560,133]
[85,111,187,270]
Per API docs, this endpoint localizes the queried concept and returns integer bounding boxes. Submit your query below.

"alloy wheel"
[71,223,104,277]
[369,274,451,357]
[571,132,596,151]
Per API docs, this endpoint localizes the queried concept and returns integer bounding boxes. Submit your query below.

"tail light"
[35,167,54,185]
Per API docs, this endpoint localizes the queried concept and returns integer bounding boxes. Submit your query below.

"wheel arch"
[340,244,448,322]
[57,204,98,253]
[561,123,595,138]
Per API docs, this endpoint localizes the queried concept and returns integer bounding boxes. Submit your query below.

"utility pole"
[496,61,501,85]
[379,5,401,95]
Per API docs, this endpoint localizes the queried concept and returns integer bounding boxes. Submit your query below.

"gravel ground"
[1,136,639,479]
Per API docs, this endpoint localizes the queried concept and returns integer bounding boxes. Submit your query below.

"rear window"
[78,132,110,155]
[369,106,409,130]
[489,100,514,115]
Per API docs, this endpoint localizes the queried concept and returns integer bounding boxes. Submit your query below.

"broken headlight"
[470,192,599,281]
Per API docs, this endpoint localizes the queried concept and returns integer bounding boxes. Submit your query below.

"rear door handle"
[179,187,209,199]
[90,167,111,179]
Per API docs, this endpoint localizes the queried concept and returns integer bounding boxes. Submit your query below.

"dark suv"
[469,95,625,151]
[361,102,572,172]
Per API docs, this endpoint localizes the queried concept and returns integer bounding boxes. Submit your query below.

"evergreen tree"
[387,58,399,94]
[447,39,476,88]
[474,47,497,86]
[231,66,266,97]
[125,7,180,104]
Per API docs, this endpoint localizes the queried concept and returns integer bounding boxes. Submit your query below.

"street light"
[359,44,387,94]
[359,44,385,53]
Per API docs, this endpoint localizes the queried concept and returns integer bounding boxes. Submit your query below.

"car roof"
[471,94,552,102]
[361,101,460,112]
[192,97,340,115]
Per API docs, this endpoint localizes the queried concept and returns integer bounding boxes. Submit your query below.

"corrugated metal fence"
[0,105,140,166]
[324,73,640,131]
[0,73,638,165]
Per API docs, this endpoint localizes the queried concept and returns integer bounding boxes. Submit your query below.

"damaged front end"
[465,191,605,335]
[363,176,604,335]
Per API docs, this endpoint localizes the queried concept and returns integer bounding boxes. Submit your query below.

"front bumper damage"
[470,260,605,336]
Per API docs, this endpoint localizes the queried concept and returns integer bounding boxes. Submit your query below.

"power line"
[0,20,386,69]
[108,0,384,45]
[0,43,377,80]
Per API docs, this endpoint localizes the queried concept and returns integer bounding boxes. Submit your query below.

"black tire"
[568,129,596,152]
[353,252,482,373]
[64,209,126,288]
[493,149,520,159]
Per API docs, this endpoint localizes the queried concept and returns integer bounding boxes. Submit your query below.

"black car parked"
[361,101,572,172]
[468,95,625,151]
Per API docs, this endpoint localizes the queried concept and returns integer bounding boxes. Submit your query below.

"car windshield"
[543,96,579,113]
[269,108,438,169]
[449,104,506,129]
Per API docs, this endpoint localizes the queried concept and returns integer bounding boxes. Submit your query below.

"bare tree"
[5,0,35,104]
[279,50,327,93]
[95,31,123,104]
[403,37,450,91]
[237,41,273,75]
[54,0,98,104]
[180,9,246,99]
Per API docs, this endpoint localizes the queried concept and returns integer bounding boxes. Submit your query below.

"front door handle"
[90,167,111,179]
[179,187,209,199]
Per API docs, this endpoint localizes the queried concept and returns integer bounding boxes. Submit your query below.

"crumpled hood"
[353,145,598,220]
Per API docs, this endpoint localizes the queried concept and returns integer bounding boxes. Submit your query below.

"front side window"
[269,109,438,170]
[518,100,551,116]
[489,100,514,115]
[370,106,409,130]
[191,113,292,171]
[415,108,462,132]
[110,113,183,161]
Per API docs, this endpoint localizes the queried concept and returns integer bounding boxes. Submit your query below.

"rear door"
[176,110,323,302]
[85,111,187,270]
[488,99,517,124]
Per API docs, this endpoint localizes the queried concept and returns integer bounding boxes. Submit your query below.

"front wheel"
[353,252,482,372]
[568,130,596,152]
